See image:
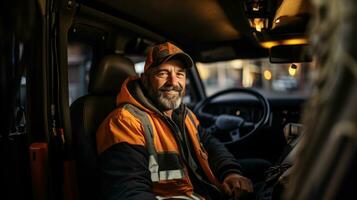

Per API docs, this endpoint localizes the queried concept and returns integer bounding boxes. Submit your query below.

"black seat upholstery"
[70,55,136,200]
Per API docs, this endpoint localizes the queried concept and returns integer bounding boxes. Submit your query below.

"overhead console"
[243,0,312,49]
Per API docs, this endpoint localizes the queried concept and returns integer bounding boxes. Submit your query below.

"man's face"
[144,59,186,111]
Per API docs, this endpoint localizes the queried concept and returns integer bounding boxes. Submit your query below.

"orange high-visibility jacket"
[97,77,242,199]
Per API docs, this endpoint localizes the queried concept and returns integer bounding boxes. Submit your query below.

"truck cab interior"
[1,0,356,200]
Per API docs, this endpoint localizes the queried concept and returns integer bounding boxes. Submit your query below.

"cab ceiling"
[79,0,267,61]
[83,0,240,43]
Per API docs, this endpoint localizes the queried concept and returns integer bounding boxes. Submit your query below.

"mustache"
[159,84,183,92]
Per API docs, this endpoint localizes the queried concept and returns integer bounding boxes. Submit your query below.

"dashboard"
[197,96,306,162]
[201,97,305,128]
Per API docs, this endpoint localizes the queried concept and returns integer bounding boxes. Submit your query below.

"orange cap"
[144,42,193,72]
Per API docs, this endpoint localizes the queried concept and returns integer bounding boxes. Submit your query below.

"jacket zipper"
[160,108,221,196]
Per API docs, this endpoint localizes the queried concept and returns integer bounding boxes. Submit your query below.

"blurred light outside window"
[135,61,145,76]
[197,58,316,97]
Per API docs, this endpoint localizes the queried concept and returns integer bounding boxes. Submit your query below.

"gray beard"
[148,88,183,111]
[157,91,182,110]
[145,81,183,111]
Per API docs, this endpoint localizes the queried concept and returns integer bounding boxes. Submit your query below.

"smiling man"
[143,59,186,111]
[96,42,253,200]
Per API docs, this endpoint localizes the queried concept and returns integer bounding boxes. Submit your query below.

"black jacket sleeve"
[98,142,156,200]
[199,127,243,182]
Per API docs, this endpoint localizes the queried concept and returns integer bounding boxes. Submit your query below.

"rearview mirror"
[270,45,312,63]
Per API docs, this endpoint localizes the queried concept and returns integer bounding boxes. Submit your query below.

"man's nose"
[167,73,179,85]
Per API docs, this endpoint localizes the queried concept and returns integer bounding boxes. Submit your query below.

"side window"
[67,42,93,104]
[134,61,145,76]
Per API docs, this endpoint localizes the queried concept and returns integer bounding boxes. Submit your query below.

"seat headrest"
[89,55,136,95]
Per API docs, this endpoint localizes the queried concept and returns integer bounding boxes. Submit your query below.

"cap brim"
[161,53,194,69]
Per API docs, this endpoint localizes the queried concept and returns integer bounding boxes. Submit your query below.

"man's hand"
[221,173,253,200]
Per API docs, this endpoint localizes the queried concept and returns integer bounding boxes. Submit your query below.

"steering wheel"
[193,88,271,144]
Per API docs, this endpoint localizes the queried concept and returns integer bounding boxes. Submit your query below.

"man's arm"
[199,127,253,199]
[199,128,242,181]
[98,142,156,200]
[97,108,156,200]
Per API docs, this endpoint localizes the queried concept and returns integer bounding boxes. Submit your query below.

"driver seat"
[70,55,136,200]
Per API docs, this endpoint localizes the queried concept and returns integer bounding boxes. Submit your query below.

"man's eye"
[177,73,186,78]
[156,72,168,77]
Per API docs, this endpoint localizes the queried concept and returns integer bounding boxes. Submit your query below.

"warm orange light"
[288,64,299,76]
[250,18,266,32]
[254,19,265,32]
[260,38,308,48]
[282,38,308,45]
[264,70,272,80]
[260,41,279,48]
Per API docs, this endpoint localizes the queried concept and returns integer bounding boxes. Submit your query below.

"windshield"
[196,58,316,98]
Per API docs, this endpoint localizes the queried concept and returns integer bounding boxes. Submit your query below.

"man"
[96,42,253,200]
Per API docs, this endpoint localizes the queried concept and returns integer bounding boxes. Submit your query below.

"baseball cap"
[144,42,194,72]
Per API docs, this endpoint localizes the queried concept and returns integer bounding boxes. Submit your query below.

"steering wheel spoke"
[242,121,255,128]
[229,129,241,142]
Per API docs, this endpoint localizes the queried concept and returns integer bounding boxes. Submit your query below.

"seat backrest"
[70,55,136,200]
